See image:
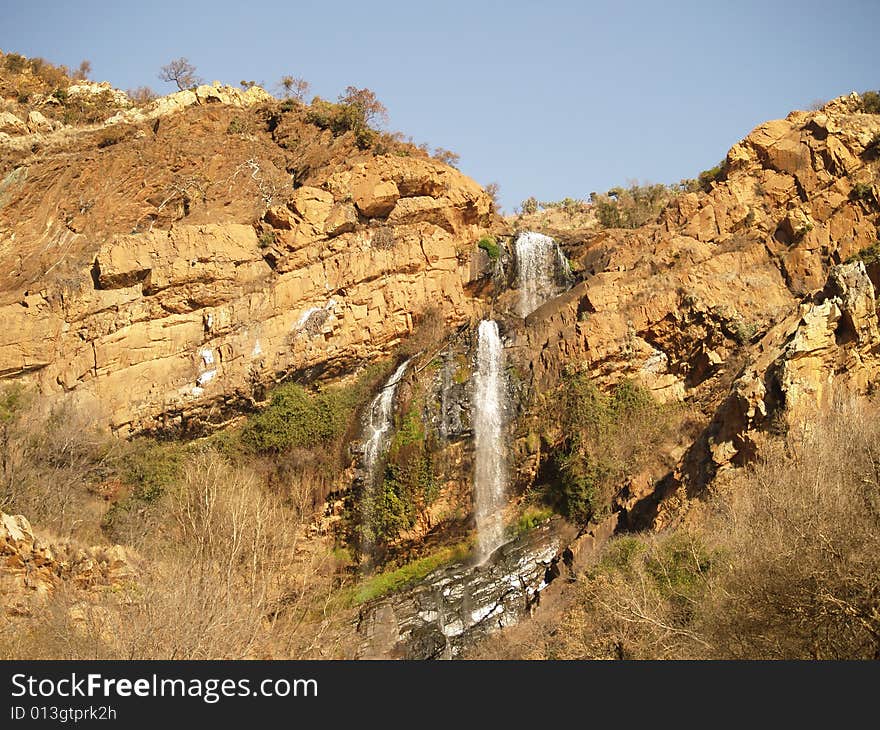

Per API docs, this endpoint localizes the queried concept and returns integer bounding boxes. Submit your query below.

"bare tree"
[159,57,202,91]
[485,182,502,213]
[433,147,461,169]
[278,75,311,102]
[72,59,92,81]
[337,86,388,127]
[127,86,158,105]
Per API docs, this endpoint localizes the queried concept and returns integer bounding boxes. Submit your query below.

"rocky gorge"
[1,51,879,659]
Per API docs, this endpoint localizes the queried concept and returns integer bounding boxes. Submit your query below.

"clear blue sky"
[3,0,879,211]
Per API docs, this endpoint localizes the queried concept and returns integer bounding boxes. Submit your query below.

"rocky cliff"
[507,93,880,528]
[0,78,498,433]
[2,53,880,659]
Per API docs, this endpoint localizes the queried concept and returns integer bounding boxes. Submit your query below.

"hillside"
[1,50,879,660]
[0,51,499,435]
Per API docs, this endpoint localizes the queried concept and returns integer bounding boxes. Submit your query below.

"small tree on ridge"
[159,57,202,91]
[279,75,311,102]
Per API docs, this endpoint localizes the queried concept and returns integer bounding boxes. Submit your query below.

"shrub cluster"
[860,90,880,114]
[477,235,500,261]
[305,87,387,150]
[351,397,440,557]
[474,394,880,660]
[0,385,343,659]
[546,374,674,522]
[590,183,679,229]
[241,382,360,452]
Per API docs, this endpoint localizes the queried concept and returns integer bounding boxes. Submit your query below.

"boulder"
[0,111,27,135]
[264,205,297,230]
[778,207,815,241]
[324,203,359,237]
[26,110,53,133]
[387,196,456,232]
[353,178,400,218]
[289,186,333,230]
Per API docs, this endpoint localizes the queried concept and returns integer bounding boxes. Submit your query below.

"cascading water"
[359,358,411,558]
[473,320,509,562]
[514,231,574,317]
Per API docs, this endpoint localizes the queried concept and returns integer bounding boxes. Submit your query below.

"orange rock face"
[0,90,498,433]
[508,95,880,527]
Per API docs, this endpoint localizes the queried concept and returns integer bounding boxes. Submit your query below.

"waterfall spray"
[359,358,411,559]
[514,231,573,317]
[473,320,509,561]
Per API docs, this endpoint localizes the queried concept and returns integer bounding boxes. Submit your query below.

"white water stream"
[473,320,509,561]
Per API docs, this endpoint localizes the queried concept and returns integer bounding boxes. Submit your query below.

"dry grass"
[1,448,342,659]
[0,389,345,659]
[0,390,119,542]
[697,396,880,659]
[474,393,880,659]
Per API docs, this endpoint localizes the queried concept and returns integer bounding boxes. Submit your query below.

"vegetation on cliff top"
[516,163,726,231]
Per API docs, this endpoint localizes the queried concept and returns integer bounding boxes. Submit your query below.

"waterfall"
[514,231,573,317]
[360,358,411,557]
[473,320,509,561]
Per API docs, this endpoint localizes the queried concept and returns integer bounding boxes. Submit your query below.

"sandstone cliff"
[2,51,880,659]
[510,93,880,527]
[0,77,498,433]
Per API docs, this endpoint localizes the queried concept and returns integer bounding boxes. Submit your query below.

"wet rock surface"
[355,519,575,659]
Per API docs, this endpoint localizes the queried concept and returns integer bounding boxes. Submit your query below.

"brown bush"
[0,446,339,659]
[0,385,349,659]
[0,388,118,541]
[697,396,880,658]
[474,392,880,659]
[127,86,157,105]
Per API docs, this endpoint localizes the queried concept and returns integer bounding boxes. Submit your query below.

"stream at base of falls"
[355,519,575,659]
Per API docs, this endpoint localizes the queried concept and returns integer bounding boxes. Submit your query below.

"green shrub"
[361,404,439,548]
[860,90,880,114]
[306,98,368,137]
[598,534,647,576]
[59,89,122,125]
[258,230,277,249]
[794,221,813,239]
[845,241,880,266]
[477,235,500,261]
[345,382,444,556]
[304,98,338,130]
[226,116,251,135]
[547,374,674,523]
[519,196,539,215]
[591,182,677,229]
[334,541,473,607]
[393,406,425,448]
[696,162,725,191]
[242,382,357,452]
[101,439,188,537]
[850,182,874,202]
[3,53,27,73]
[643,532,712,603]
[125,441,183,500]
[354,126,376,150]
[305,88,386,149]
[0,384,29,423]
[510,506,554,537]
[540,197,589,218]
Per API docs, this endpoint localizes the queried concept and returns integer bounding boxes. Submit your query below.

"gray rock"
[355,520,571,659]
